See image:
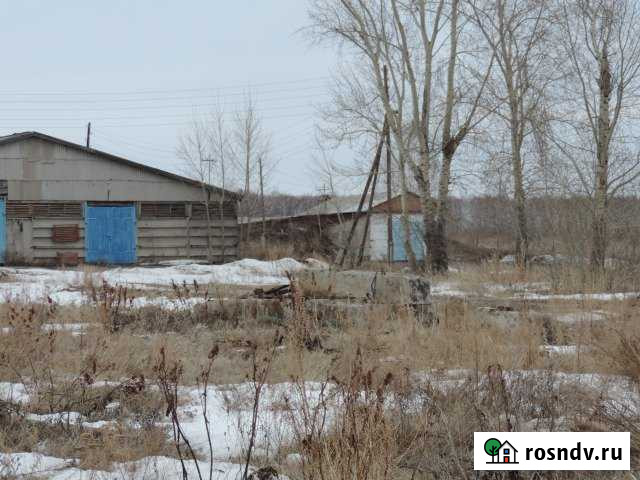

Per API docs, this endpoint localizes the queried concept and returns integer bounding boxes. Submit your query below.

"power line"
[1,102,326,123]
[0,76,330,96]
[0,92,329,113]
[91,131,178,156]
[0,84,329,104]
[0,111,316,129]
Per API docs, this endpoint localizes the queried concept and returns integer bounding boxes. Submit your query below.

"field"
[0,257,639,479]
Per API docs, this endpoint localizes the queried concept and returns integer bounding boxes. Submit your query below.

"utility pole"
[258,155,266,252]
[200,157,216,263]
[86,122,91,148]
[384,65,393,265]
[317,184,330,199]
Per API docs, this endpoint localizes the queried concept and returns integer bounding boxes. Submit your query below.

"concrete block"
[293,269,431,305]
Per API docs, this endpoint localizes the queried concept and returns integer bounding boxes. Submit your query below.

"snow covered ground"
[0,258,327,306]
[0,380,325,479]
[0,453,246,480]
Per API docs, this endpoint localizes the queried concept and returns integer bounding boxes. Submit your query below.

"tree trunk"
[431,150,454,273]
[259,156,266,253]
[591,47,612,271]
[512,145,528,269]
[431,0,459,274]
[398,151,418,271]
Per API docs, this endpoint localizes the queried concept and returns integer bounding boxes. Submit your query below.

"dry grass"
[0,262,638,478]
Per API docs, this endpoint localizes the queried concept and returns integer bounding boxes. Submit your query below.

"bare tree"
[470,0,551,268]
[308,0,492,272]
[177,119,215,263]
[556,0,640,270]
[231,95,271,244]
[209,109,231,261]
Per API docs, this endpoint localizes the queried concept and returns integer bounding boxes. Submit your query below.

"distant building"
[295,192,425,262]
[0,131,239,265]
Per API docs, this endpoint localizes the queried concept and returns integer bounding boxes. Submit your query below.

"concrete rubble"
[293,269,431,306]
[292,269,433,324]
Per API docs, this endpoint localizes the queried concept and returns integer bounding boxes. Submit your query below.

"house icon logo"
[484,438,519,464]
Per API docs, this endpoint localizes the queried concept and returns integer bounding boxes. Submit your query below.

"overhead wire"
[0,84,329,105]
[0,76,330,97]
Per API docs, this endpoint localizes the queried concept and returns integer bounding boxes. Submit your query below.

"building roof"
[0,131,241,200]
[298,192,421,217]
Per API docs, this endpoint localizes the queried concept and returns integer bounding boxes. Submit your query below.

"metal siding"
[392,215,425,262]
[0,199,5,263]
[85,205,136,264]
[0,139,227,202]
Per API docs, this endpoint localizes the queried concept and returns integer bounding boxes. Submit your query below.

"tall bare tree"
[209,109,231,261]
[231,95,271,244]
[177,119,216,263]
[470,0,551,269]
[309,0,492,272]
[557,0,640,270]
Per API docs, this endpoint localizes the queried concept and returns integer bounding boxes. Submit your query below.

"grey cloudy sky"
[0,1,336,194]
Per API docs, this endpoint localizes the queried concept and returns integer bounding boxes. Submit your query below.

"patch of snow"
[541,345,578,355]
[25,411,115,430]
[102,258,308,287]
[25,412,82,425]
[430,281,467,298]
[0,452,75,477]
[0,381,30,404]
[42,323,94,333]
[518,292,639,301]
[285,453,303,465]
[552,311,607,323]
[500,254,516,264]
[173,382,328,460]
[0,258,328,307]
[1,454,246,480]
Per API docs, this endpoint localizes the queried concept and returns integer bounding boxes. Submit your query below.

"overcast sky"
[0,1,336,194]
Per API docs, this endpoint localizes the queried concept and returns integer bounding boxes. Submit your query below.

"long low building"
[0,131,240,265]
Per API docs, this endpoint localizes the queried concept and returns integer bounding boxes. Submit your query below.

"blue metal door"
[85,205,136,264]
[0,199,5,264]
[392,216,425,262]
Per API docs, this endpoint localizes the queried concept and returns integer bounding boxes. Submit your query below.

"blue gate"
[392,216,425,262]
[0,199,5,264]
[85,205,136,264]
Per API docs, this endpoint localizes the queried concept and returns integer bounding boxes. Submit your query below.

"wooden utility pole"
[86,122,91,148]
[258,155,266,252]
[337,118,388,267]
[383,66,393,265]
[356,141,382,266]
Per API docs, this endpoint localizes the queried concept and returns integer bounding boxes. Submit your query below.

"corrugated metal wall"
[137,217,238,262]
[5,201,239,265]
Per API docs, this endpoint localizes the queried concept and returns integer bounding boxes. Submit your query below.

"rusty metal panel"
[191,201,237,219]
[56,251,79,266]
[52,224,80,243]
[7,202,82,219]
[140,202,187,218]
